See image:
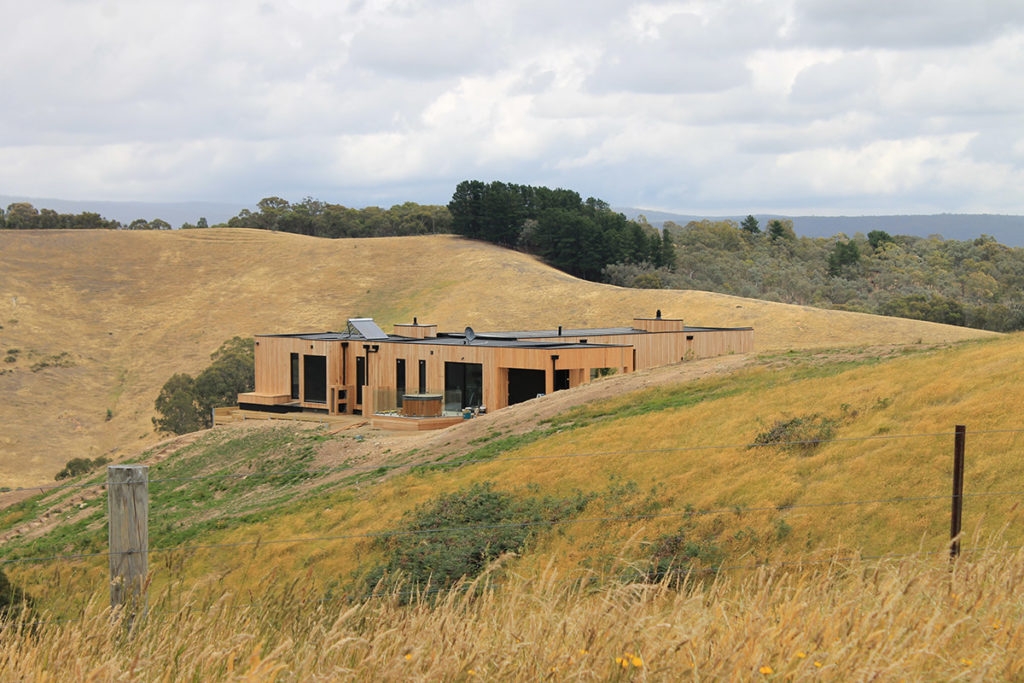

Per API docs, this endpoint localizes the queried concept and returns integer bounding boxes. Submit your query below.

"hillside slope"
[0,228,995,487]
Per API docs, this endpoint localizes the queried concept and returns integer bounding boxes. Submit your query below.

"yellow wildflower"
[796,651,807,659]
[760,664,774,675]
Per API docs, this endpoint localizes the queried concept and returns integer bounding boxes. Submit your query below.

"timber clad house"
[237,314,753,430]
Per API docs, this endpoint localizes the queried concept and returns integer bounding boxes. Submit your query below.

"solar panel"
[347,318,389,340]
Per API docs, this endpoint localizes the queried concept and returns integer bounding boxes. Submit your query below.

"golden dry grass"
[0,229,994,487]
[3,547,1023,681]
[2,230,1022,680]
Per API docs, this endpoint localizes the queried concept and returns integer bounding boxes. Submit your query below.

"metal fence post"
[950,425,966,559]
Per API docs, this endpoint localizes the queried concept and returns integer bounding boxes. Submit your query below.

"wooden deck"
[371,414,466,431]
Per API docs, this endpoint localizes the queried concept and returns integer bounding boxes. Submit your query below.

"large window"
[507,369,545,406]
[444,361,483,412]
[303,355,327,403]
[356,356,365,405]
[396,358,406,407]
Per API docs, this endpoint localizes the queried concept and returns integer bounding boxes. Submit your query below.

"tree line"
[1,202,124,230]
[0,202,207,231]
[223,197,452,237]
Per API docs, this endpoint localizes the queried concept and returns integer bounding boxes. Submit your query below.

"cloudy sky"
[3,0,1023,216]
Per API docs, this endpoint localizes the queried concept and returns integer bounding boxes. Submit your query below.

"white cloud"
[0,0,1022,214]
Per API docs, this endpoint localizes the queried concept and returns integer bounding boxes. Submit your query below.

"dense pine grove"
[446,180,673,280]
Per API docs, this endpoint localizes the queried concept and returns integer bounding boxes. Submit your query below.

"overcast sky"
[3,0,1023,216]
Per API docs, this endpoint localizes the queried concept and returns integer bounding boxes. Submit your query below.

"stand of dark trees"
[153,337,254,435]
[447,180,673,280]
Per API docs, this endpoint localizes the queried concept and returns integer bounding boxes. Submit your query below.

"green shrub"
[55,456,111,481]
[0,567,33,622]
[750,414,838,455]
[365,482,592,600]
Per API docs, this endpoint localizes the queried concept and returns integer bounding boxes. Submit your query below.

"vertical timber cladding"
[367,342,633,412]
[248,335,351,411]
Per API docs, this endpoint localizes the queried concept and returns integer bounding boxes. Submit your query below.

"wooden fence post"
[108,465,148,616]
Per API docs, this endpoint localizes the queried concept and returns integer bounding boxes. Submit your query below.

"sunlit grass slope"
[0,228,994,487]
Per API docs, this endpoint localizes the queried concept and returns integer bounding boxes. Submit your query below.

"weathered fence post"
[108,465,148,618]
[950,425,966,559]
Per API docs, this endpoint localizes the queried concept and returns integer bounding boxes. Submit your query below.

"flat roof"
[395,336,623,349]
[448,325,752,339]
[256,331,623,350]
[467,327,637,339]
[255,321,751,344]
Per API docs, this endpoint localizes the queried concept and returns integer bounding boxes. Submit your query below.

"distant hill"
[617,209,1024,247]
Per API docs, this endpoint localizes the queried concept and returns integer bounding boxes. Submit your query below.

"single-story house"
[237,313,753,427]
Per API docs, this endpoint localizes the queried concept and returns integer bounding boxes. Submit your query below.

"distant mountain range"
[3,195,1023,247]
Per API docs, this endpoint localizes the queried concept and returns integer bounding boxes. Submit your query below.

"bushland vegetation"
[605,218,1024,331]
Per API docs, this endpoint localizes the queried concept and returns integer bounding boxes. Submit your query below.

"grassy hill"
[0,228,993,488]
[1,228,1021,678]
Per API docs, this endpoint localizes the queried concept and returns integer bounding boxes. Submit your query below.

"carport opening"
[507,368,546,406]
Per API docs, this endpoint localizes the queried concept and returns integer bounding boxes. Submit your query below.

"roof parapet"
[633,316,685,332]
[393,319,438,339]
